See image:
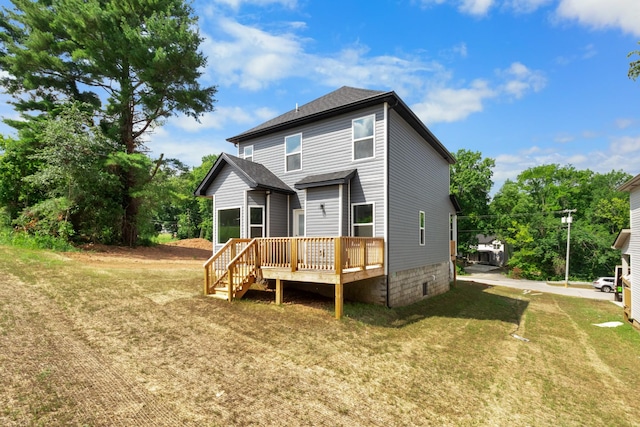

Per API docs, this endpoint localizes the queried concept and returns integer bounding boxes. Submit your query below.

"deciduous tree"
[0,0,217,245]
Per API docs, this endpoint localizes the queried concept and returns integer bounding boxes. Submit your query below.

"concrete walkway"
[458,264,616,302]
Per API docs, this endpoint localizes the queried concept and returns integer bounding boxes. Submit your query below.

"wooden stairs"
[206,272,256,301]
[204,238,262,302]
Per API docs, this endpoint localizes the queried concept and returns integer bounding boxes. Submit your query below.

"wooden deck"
[203,237,385,319]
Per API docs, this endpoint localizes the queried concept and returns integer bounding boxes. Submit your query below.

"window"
[285,134,302,172]
[249,206,264,238]
[352,203,374,237]
[353,115,375,160]
[419,211,425,246]
[217,208,240,244]
[243,145,253,162]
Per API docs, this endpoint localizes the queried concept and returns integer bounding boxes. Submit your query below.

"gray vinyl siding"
[237,105,386,237]
[306,186,340,236]
[268,192,288,237]
[247,191,265,206]
[630,189,640,321]
[387,109,451,274]
[341,184,349,236]
[207,164,250,250]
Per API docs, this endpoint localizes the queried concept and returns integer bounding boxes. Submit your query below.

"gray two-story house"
[195,87,459,318]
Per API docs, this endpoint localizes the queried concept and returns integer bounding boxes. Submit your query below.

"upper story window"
[243,145,253,162]
[352,115,375,160]
[285,133,302,172]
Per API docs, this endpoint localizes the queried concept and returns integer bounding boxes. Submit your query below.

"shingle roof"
[294,169,357,190]
[194,153,295,196]
[231,87,386,140]
[226,86,456,164]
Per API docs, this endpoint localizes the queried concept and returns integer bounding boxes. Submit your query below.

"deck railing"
[256,236,384,272]
[204,236,384,297]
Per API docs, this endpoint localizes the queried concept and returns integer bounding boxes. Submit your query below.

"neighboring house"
[195,86,460,317]
[467,234,507,267]
[613,173,640,330]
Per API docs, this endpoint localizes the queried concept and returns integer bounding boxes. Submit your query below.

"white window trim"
[216,206,242,244]
[419,211,425,246]
[351,202,375,237]
[284,133,302,172]
[352,114,376,161]
[243,145,254,162]
[248,205,265,238]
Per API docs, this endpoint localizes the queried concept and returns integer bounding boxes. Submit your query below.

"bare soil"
[66,238,214,268]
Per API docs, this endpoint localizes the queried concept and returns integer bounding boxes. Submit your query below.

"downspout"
[266,191,271,237]
[287,195,290,236]
[338,184,343,236]
[244,190,248,238]
[384,101,390,308]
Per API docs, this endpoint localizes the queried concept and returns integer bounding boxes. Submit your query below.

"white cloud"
[420,0,640,35]
[411,61,544,125]
[145,126,233,166]
[412,79,496,123]
[555,0,640,37]
[202,19,305,90]
[611,135,640,154]
[213,0,297,9]
[506,0,553,13]
[566,153,588,165]
[554,133,574,143]
[171,106,264,132]
[522,146,541,155]
[459,0,495,15]
[616,118,633,129]
[420,0,494,16]
[498,62,546,99]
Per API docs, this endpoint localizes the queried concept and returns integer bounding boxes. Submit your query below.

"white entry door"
[293,209,305,237]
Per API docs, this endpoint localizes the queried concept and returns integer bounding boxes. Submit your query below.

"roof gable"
[194,153,295,196]
[227,86,456,165]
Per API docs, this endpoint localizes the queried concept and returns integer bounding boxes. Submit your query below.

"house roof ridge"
[194,152,295,196]
[227,86,456,165]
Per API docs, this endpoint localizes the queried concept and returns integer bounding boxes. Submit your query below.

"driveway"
[458,264,616,302]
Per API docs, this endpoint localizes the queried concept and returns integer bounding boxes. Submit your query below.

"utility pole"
[561,209,576,287]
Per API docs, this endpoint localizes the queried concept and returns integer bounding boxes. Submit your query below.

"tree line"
[451,149,630,281]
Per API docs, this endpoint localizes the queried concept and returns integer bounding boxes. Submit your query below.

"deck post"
[335,282,344,319]
[334,238,344,319]
[275,278,283,305]
[204,265,210,295]
[291,238,298,272]
[227,268,233,302]
[359,239,366,269]
[334,237,342,273]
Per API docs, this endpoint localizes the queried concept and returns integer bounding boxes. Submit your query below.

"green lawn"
[1,245,639,426]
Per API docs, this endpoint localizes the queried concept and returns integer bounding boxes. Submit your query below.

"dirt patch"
[67,238,213,269]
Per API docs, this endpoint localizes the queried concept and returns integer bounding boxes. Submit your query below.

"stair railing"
[203,239,251,295]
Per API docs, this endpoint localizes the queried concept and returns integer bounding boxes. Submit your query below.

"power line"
[456,209,578,220]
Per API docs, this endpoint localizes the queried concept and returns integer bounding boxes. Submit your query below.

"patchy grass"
[150,233,180,245]
[0,245,639,426]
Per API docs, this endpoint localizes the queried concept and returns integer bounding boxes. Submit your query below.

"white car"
[592,277,615,292]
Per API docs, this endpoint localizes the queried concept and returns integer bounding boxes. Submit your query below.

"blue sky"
[1,0,640,193]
